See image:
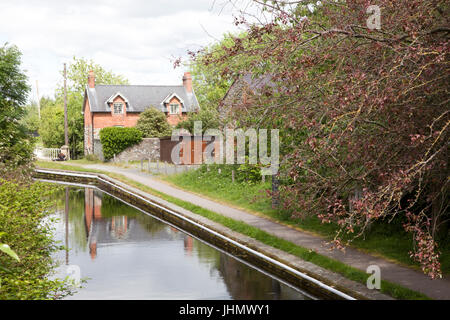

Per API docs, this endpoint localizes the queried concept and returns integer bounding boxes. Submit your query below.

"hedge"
[99,127,143,160]
[135,108,172,138]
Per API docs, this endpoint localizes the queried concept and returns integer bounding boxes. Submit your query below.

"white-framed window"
[113,102,123,114]
[169,103,179,114]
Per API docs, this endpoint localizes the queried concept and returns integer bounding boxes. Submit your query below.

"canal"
[50,185,313,300]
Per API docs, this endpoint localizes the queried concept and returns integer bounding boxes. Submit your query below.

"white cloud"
[0,0,248,100]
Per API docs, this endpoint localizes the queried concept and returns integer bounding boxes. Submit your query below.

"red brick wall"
[93,96,141,130]
[165,96,187,126]
[93,113,141,129]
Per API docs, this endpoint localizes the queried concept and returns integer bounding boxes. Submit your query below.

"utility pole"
[271,173,280,209]
[65,187,69,265]
[64,63,69,146]
[36,80,41,120]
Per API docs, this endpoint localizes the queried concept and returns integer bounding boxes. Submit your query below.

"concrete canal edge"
[33,168,392,300]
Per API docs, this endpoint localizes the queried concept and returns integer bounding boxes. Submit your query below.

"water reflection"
[52,186,310,300]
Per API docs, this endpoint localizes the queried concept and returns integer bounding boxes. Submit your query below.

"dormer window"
[113,102,123,114]
[169,103,179,114]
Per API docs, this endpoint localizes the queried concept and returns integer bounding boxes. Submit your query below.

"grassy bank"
[162,165,450,275]
[35,160,430,300]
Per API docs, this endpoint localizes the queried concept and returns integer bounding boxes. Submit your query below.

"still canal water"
[50,186,311,300]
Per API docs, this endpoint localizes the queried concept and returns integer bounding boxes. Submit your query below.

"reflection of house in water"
[184,235,194,256]
[110,216,129,240]
[81,188,301,299]
[85,188,102,260]
[83,188,182,260]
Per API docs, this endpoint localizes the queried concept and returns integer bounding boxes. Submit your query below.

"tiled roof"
[85,84,199,113]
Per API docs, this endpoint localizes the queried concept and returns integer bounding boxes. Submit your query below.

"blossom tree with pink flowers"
[187,0,449,278]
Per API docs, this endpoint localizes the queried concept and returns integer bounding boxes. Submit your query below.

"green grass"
[34,160,430,300]
[162,165,450,275]
[35,160,103,172]
[65,158,102,165]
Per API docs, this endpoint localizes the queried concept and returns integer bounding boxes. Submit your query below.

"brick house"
[82,71,199,155]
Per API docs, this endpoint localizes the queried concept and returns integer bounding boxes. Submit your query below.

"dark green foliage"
[99,127,143,160]
[135,108,172,138]
[39,93,84,158]
[84,153,99,162]
[0,44,74,299]
[39,101,65,148]
[0,43,34,174]
[176,108,221,134]
[100,193,138,218]
[199,163,262,184]
[20,102,40,134]
[0,180,74,299]
[0,44,28,105]
[236,162,262,183]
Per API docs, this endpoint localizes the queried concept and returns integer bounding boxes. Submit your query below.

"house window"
[113,102,123,114]
[169,103,179,114]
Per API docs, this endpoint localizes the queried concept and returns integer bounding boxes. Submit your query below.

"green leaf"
[0,264,13,274]
[0,243,20,262]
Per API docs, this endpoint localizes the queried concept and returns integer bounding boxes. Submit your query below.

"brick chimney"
[88,70,95,88]
[182,72,192,93]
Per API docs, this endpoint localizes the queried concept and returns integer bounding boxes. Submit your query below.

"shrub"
[84,154,99,162]
[99,127,142,160]
[0,179,74,299]
[176,108,220,134]
[136,107,172,138]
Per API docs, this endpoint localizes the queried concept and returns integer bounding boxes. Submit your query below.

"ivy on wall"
[99,127,142,160]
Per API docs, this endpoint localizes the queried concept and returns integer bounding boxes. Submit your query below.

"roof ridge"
[85,83,198,113]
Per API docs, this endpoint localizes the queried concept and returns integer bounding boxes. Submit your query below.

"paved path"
[80,163,450,299]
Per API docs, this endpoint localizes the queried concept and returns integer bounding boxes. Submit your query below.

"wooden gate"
[159,136,215,164]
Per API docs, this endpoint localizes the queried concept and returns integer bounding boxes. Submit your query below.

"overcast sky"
[0,0,252,101]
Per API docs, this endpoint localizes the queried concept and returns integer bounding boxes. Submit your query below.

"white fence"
[34,147,61,160]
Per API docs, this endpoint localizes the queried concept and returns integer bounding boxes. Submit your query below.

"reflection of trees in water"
[218,254,276,299]
[53,187,88,251]
[188,236,221,269]
[217,253,305,300]
[100,193,137,218]
[186,237,303,300]
[134,213,167,235]
[100,190,167,236]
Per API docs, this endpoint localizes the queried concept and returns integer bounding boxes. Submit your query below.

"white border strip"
[36,169,357,300]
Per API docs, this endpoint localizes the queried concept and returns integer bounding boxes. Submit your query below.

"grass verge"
[35,160,430,300]
[162,165,450,275]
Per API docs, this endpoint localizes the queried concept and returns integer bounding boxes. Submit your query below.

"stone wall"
[93,139,104,161]
[113,138,160,162]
